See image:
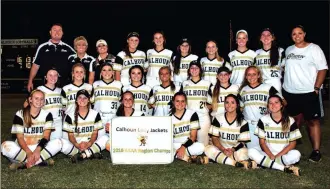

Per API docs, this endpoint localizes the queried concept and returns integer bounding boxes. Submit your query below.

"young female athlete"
[180,60,212,146]
[210,66,239,118]
[123,65,152,115]
[37,68,63,140]
[1,90,62,170]
[201,40,231,85]
[228,30,257,86]
[145,31,173,88]
[248,94,302,176]
[148,66,179,116]
[61,63,93,115]
[238,65,282,150]
[113,32,147,86]
[205,94,255,169]
[255,28,285,93]
[91,63,123,137]
[171,92,207,164]
[61,89,103,162]
[172,38,198,86]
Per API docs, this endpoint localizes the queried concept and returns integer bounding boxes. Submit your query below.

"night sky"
[2,1,329,60]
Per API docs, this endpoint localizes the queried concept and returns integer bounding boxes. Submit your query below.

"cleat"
[91,153,103,159]
[235,160,250,169]
[284,165,301,176]
[195,155,209,165]
[188,155,198,163]
[309,150,322,163]
[70,153,84,163]
[38,158,55,166]
[9,162,26,170]
[250,160,258,169]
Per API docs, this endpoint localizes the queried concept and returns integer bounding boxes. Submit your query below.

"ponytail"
[124,45,133,59]
[23,105,32,128]
[211,80,221,111]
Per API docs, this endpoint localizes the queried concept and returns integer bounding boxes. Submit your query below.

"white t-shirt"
[283,43,328,93]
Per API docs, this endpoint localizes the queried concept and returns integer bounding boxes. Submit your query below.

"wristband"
[37,138,49,149]
[182,138,194,148]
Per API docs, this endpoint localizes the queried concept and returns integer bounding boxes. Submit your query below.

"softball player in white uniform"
[180,60,212,146]
[37,68,63,140]
[1,90,62,170]
[113,32,147,86]
[145,31,174,88]
[172,38,198,87]
[248,95,302,176]
[228,30,256,86]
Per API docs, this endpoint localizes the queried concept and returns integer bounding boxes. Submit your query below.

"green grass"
[1,95,330,188]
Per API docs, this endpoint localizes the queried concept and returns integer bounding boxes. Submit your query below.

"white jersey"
[255,48,284,81]
[255,114,302,154]
[172,54,198,85]
[61,83,93,114]
[181,79,212,115]
[123,84,152,115]
[148,84,180,116]
[239,83,278,122]
[172,109,200,144]
[146,48,173,77]
[11,109,54,145]
[283,43,328,93]
[209,113,250,148]
[228,49,256,85]
[211,84,240,116]
[37,85,62,120]
[63,109,103,143]
[201,57,232,85]
[113,50,147,79]
[91,80,123,115]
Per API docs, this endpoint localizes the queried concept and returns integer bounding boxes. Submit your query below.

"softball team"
[2,27,327,176]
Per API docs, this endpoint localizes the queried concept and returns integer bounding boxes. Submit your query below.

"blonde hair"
[206,40,224,62]
[74,36,88,49]
[23,89,45,128]
[239,66,263,92]
[71,63,86,82]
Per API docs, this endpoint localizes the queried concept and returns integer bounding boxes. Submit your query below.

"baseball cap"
[236,29,248,38]
[180,38,191,45]
[76,89,90,99]
[127,32,140,39]
[261,28,275,35]
[96,39,107,47]
[217,66,231,74]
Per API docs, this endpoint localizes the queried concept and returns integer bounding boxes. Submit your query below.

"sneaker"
[238,160,251,169]
[70,153,84,163]
[187,155,198,163]
[9,162,26,170]
[284,165,301,176]
[38,158,55,166]
[195,155,209,165]
[250,160,258,169]
[309,150,322,162]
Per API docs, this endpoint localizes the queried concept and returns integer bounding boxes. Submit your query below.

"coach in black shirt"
[27,23,75,91]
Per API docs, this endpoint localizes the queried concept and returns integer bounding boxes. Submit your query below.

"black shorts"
[282,89,323,121]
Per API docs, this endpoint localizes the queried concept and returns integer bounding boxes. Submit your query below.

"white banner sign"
[111,116,173,164]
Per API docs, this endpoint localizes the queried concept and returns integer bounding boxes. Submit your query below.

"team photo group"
[1,23,328,177]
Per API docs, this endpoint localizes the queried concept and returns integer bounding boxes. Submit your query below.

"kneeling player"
[248,95,302,176]
[171,92,207,164]
[205,94,255,169]
[61,90,103,162]
[1,90,62,170]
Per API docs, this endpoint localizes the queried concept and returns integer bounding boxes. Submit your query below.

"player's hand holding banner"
[111,116,173,164]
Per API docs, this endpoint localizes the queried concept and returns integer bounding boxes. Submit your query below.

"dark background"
[1,1,329,94]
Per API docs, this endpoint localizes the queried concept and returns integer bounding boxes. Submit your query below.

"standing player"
[37,68,63,140]
[228,30,256,86]
[123,65,152,115]
[61,90,103,162]
[91,63,123,137]
[113,32,147,86]
[148,66,180,116]
[211,67,239,117]
[282,25,328,162]
[249,95,302,176]
[171,92,207,164]
[255,28,285,93]
[61,63,93,115]
[1,90,62,170]
[90,39,117,83]
[180,60,212,146]
[238,66,282,150]
[205,94,255,169]
[68,36,96,84]
[201,40,231,85]
[172,38,198,86]
[145,31,173,88]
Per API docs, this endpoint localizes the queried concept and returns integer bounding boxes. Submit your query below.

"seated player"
[248,95,302,176]
[205,94,256,169]
[1,89,62,170]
